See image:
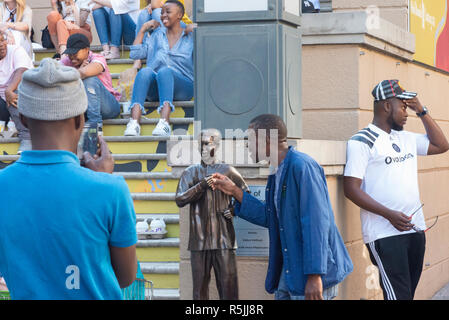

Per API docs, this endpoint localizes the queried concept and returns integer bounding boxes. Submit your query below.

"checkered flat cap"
[372,80,417,101]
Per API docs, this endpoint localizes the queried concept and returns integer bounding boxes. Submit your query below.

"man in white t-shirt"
[0,31,34,153]
[344,80,449,300]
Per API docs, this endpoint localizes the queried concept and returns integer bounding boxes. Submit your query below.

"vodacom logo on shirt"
[385,153,414,165]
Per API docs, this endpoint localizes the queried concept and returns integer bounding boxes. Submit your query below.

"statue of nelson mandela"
[175,129,249,300]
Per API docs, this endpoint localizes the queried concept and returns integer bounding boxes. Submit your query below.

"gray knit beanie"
[18,58,88,121]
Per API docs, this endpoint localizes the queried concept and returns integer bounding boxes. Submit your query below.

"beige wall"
[333,0,409,30]
[301,42,449,299]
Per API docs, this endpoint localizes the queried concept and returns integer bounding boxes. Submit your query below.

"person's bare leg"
[59,44,67,55]
[131,104,142,123]
[50,34,59,49]
[160,102,171,123]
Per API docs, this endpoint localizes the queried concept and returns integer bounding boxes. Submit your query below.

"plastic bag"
[116,67,138,103]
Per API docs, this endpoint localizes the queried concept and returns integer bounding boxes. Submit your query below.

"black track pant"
[366,232,426,300]
[191,249,238,300]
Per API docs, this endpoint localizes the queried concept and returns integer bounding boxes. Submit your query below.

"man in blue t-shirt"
[0,58,137,300]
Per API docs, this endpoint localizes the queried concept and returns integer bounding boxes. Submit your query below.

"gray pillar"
[194,0,303,138]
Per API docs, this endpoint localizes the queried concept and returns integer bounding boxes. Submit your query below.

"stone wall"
[332,0,409,30]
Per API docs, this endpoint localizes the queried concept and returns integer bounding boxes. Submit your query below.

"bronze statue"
[175,129,248,300]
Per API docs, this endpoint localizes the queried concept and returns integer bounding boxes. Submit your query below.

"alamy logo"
[385,153,414,165]
[65,265,80,290]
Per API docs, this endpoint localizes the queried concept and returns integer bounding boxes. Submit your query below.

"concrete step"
[120,100,194,109]
[131,192,176,201]
[0,153,169,163]
[139,262,179,290]
[121,173,178,193]
[103,135,191,156]
[34,46,131,61]
[105,118,193,125]
[137,237,179,248]
[136,214,179,225]
[136,238,180,262]
[140,261,179,274]
[103,118,194,136]
[132,198,179,215]
[0,154,175,174]
[151,288,179,300]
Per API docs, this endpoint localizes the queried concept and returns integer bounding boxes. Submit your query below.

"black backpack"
[41,26,55,49]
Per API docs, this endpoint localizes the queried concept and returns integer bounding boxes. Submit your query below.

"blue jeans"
[131,67,194,114]
[274,271,339,300]
[83,77,121,125]
[0,96,30,140]
[92,7,136,46]
[136,8,163,43]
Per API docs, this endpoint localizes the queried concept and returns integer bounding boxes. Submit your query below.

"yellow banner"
[410,0,449,71]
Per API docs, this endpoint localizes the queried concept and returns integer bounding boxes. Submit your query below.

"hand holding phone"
[83,135,114,174]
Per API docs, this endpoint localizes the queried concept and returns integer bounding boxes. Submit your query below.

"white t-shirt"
[344,123,430,244]
[0,45,33,101]
[111,0,140,23]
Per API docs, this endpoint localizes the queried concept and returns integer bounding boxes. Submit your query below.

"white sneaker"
[152,119,171,137]
[124,119,141,136]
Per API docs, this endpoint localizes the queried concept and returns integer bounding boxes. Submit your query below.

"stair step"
[120,101,194,108]
[104,118,193,125]
[140,262,179,274]
[131,193,176,201]
[34,46,131,61]
[136,237,179,262]
[103,119,193,136]
[34,58,137,67]
[133,199,179,214]
[113,154,167,161]
[0,153,169,163]
[0,135,190,144]
[105,135,191,142]
[151,288,179,300]
[137,238,179,248]
[115,172,174,179]
[136,214,179,224]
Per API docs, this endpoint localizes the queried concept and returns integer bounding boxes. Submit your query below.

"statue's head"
[199,129,221,165]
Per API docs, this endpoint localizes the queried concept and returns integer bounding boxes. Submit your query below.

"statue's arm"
[175,169,209,208]
[227,166,250,193]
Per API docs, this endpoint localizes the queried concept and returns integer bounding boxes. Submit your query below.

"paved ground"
[432,282,449,300]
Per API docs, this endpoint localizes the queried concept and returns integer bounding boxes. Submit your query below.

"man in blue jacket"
[212,114,353,300]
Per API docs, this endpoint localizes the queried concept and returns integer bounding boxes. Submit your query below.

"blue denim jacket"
[235,147,353,295]
[129,27,194,81]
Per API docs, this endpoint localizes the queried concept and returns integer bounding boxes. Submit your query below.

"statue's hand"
[205,175,215,189]
[222,208,233,220]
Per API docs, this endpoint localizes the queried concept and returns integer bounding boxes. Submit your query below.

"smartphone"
[80,124,98,156]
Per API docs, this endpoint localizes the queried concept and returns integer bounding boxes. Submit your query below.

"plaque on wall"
[234,185,269,257]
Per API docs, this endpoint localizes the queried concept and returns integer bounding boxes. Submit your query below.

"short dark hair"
[165,0,185,17]
[249,114,288,141]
